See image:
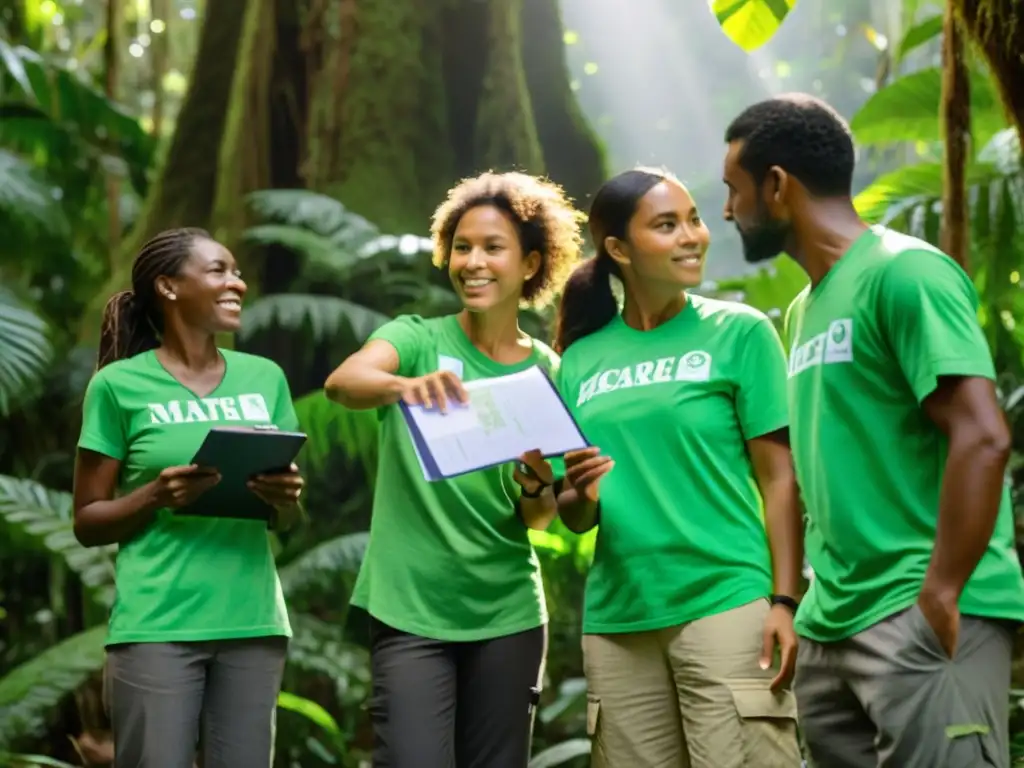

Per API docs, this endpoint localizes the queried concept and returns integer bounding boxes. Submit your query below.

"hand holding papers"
[399,366,589,481]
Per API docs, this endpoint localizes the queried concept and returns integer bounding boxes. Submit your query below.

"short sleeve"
[878,250,995,403]
[78,372,128,460]
[270,363,300,432]
[735,316,790,440]
[367,314,429,377]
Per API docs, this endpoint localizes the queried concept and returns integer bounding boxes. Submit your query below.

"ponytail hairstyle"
[96,227,211,369]
[554,167,676,353]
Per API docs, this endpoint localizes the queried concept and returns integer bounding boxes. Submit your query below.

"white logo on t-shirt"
[147,393,272,425]
[575,350,713,407]
[823,319,853,363]
[789,318,854,377]
[676,350,712,382]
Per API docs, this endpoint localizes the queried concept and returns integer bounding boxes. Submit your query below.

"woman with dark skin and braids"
[73,228,304,768]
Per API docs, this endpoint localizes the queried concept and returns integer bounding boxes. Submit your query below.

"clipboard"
[175,426,308,522]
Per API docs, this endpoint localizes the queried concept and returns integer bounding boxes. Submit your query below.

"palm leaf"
[0,475,116,607]
[0,150,66,235]
[0,290,52,417]
[853,161,1004,222]
[246,189,380,245]
[242,224,339,265]
[278,532,369,596]
[239,294,389,344]
[0,43,154,194]
[293,390,379,481]
[0,625,106,748]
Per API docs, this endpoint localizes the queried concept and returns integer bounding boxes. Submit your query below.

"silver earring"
[167,293,176,301]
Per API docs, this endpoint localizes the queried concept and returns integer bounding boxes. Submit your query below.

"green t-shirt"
[350,314,558,641]
[785,226,1024,642]
[557,294,789,634]
[77,348,295,646]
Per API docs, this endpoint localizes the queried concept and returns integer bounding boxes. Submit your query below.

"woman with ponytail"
[553,169,804,767]
[74,228,303,767]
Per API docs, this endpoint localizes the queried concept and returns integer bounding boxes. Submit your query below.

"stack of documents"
[400,365,589,481]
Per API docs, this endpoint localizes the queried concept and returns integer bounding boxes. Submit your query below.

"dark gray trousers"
[368,617,547,768]
[104,636,288,768]
[795,605,1014,768]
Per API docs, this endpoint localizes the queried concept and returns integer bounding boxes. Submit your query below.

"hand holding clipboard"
[176,426,307,523]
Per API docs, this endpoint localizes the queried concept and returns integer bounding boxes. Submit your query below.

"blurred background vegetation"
[0,0,1022,765]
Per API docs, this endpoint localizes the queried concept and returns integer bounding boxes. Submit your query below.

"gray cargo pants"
[104,636,288,768]
[794,604,1014,768]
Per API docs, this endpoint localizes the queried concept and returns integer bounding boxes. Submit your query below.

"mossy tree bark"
[954,0,1024,149]
[82,0,605,345]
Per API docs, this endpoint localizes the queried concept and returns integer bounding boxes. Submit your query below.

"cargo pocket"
[944,723,998,768]
[586,694,601,738]
[729,684,801,767]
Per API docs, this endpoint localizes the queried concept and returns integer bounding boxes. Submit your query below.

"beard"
[737,210,790,264]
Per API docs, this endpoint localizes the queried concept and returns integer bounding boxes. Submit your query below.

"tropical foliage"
[1,0,1022,766]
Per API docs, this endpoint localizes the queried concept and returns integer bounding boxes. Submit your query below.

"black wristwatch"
[770,594,800,613]
[520,482,549,499]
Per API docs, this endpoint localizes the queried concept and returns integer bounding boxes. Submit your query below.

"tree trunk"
[940,0,970,271]
[79,0,251,344]
[954,0,1024,151]
[80,0,605,347]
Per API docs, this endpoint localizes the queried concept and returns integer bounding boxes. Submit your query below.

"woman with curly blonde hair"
[325,171,584,767]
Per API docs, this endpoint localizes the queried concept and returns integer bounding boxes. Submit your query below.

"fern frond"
[0,150,66,235]
[293,390,378,480]
[278,532,369,596]
[242,224,338,264]
[0,291,52,416]
[0,475,116,606]
[239,294,388,344]
[246,190,379,244]
[0,626,106,749]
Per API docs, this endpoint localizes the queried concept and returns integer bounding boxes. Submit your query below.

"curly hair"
[429,171,585,309]
[724,93,855,198]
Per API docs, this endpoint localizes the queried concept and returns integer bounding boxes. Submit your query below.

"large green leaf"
[850,67,1006,147]
[0,625,106,748]
[0,43,154,195]
[895,14,943,62]
[0,290,51,416]
[710,0,796,52]
[0,475,117,606]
